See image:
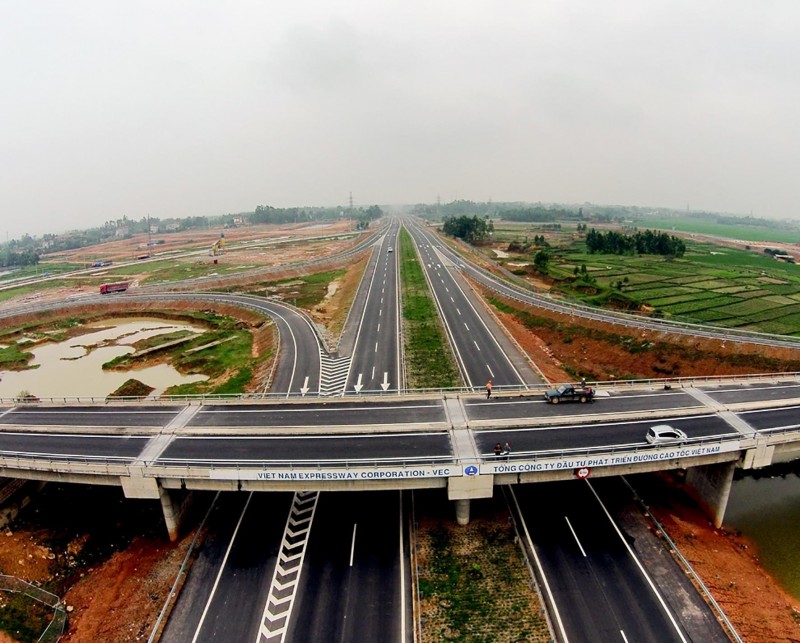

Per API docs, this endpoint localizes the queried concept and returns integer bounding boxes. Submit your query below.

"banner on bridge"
[210,464,462,481]
[481,441,742,475]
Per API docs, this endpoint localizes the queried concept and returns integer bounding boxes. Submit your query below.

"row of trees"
[585,229,686,257]
[441,215,494,244]
[252,204,383,227]
[0,249,39,267]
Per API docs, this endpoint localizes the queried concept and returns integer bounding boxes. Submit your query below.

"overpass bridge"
[1,376,798,539]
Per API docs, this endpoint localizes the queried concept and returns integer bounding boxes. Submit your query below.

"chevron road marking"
[258,491,319,643]
[319,354,351,396]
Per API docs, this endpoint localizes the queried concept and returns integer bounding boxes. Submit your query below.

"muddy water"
[0,318,208,398]
[724,473,800,601]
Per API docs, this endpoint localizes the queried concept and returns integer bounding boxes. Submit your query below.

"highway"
[286,491,410,642]
[344,221,402,395]
[405,221,542,390]
[3,218,800,641]
[511,478,729,642]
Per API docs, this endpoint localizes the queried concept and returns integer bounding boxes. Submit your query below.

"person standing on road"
[486,379,493,399]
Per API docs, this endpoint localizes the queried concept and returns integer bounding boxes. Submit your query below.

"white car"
[646,424,687,444]
[387,247,393,252]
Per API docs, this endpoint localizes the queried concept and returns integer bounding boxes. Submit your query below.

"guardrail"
[485,434,743,462]
[1,371,797,406]
[0,574,66,642]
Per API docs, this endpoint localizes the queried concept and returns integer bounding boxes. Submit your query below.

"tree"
[533,249,550,273]
[441,215,493,244]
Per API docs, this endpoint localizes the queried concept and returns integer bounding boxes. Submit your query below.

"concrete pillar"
[455,498,470,526]
[159,486,184,542]
[685,461,736,528]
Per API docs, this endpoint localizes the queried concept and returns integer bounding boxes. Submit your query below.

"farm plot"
[557,242,800,334]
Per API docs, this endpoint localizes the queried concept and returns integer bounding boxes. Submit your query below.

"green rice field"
[496,235,800,337]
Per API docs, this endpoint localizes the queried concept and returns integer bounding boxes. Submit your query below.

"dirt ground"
[2,230,800,640]
[46,221,355,265]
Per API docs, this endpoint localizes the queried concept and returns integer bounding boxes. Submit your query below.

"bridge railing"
[0,371,797,406]
[480,433,744,462]
[149,454,456,470]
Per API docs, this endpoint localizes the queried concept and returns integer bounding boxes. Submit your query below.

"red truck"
[99,282,129,294]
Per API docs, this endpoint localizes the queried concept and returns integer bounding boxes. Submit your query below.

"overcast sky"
[2,1,799,240]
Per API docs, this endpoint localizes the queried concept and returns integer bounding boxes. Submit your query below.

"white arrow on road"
[300,376,309,397]
[354,373,363,394]
[381,372,390,391]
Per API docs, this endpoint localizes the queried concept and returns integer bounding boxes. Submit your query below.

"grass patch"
[399,229,461,389]
[235,269,348,310]
[0,592,55,642]
[77,310,272,395]
[0,343,36,370]
[416,494,551,642]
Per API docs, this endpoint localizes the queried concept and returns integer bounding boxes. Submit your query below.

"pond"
[725,472,800,601]
[0,318,208,399]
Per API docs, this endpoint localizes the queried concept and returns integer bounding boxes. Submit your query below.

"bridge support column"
[685,461,736,528]
[159,487,180,542]
[454,499,470,526]
[159,487,192,542]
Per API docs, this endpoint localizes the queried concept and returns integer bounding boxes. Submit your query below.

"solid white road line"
[398,491,407,643]
[586,480,688,643]
[191,492,253,643]
[350,523,357,567]
[509,488,569,643]
[565,516,586,557]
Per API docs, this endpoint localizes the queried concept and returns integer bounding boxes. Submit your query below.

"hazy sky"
[2,1,799,240]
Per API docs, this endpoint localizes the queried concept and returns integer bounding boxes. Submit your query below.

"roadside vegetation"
[229,257,367,341]
[416,494,551,642]
[234,269,347,310]
[486,293,800,381]
[398,229,461,389]
[0,343,36,370]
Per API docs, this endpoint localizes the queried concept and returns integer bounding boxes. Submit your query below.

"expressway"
[343,220,402,395]
[405,222,542,390]
[3,218,800,642]
[510,478,729,642]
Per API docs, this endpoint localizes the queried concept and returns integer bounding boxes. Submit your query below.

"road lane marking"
[620,631,629,642]
[487,365,495,378]
[377,323,381,332]
[375,342,379,352]
[508,488,569,642]
[473,340,481,351]
[399,492,407,643]
[191,493,253,643]
[565,516,586,557]
[586,480,688,643]
[259,491,319,641]
[350,523,357,566]
[464,323,469,331]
